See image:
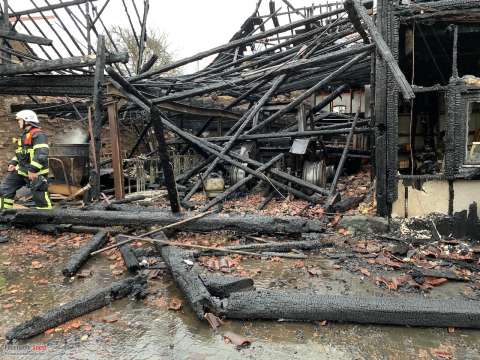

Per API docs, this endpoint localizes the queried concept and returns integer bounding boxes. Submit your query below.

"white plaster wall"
[392,179,480,218]
[406,180,450,217]
[453,180,480,217]
[392,182,406,218]
[392,180,449,218]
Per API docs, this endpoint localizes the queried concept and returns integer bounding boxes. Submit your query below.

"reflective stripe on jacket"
[12,127,49,177]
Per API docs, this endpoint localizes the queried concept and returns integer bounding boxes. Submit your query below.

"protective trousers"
[0,171,52,209]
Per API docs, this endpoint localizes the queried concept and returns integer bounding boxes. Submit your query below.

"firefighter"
[0,110,52,210]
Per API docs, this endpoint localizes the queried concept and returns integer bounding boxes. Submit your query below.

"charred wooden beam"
[0,52,128,76]
[10,0,98,17]
[0,209,326,234]
[150,106,181,213]
[400,9,480,22]
[62,231,108,277]
[374,0,391,216]
[197,238,333,256]
[140,54,158,74]
[325,113,360,210]
[90,36,106,201]
[0,75,94,87]
[107,68,181,213]
[452,25,459,79]
[5,276,146,341]
[127,119,152,158]
[0,29,52,45]
[169,120,370,143]
[154,232,218,319]
[185,24,345,82]
[2,0,10,62]
[219,290,480,328]
[328,111,360,196]
[258,191,275,210]
[344,0,370,44]
[136,0,149,73]
[35,224,119,235]
[170,127,369,144]
[0,85,93,97]
[332,195,365,212]
[116,235,140,273]
[107,101,125,200]
[153,45,373,104]
[345,0,414,100]
[10,101,89,116]
[157,101,240,120]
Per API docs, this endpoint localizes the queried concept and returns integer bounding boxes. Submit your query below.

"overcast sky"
[11,0,339,73]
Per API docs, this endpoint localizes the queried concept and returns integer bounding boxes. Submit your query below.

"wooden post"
[452,25,459,79]
[91,35,106,200]
[107,101,124,200]
[150,106,181,213]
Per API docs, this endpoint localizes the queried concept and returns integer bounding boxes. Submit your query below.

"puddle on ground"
[0,230,479,360]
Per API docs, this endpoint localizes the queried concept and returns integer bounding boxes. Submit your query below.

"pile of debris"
[1,0,480,345]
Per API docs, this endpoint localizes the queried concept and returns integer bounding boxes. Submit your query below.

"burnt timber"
[0,208,326,234]
[2,0,480,340]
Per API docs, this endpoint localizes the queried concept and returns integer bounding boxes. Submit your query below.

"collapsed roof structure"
[2,0,480,340]
[3,0,377,213]
[3,0,480,221]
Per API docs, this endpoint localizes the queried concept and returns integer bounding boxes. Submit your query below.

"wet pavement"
[0,229,479,360]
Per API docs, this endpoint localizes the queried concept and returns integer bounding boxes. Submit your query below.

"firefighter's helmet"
[16,110,40,127]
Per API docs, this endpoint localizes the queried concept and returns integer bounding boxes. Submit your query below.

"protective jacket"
[9,127,49,177]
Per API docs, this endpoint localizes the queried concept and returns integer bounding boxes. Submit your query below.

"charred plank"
[10,0,98,17]
[153,232,218,319]
[0,29,52,45]
[0,52,128,76]
[5,276,146,341]
[62,231,108,277]
[1,209,325,234]
[116,235,140,273]
[220,290,480,328]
